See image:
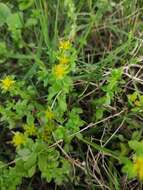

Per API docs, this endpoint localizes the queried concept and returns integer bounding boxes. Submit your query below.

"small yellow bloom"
[59,40,71,50]
[12,132,26,147]
[59,56,69,65]
[134,100,141,107]
[45,109,54,120]
[23,124,36,136]
[1,76,15,91]
[53,64,68,79]
[133,157,143,180]
[128,93,137,102]
[41,126,51,142]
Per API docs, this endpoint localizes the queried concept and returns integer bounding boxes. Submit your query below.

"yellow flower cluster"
[53,64,68,79]
[23,124,36,136]
[53,40,71,79]
[45,109,54,120]
[133,156,143,180]
[1,76,15,91]
[59,56,69,65]
[59,40,71,50]
[12,132,26,147]
[41,126,51,142]
[128,92,143,107]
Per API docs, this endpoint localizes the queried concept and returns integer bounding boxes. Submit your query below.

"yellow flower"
[23,124,36,136]
[12,132,26,147]
[1,76,15,91]
[59,40,71,50]
[45,109,54,120]
[128,92,137,102]
[53,64,68,79]
[133,156,143,180]
[134,100,141,107]
[41,126,51,142]
[59,56,69,65]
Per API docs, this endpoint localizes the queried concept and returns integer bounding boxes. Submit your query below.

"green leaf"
[17,148,31,161]
[7,12,23,30]
[25,18,37,27]
[34,141,47,153]
[26,113,34,126]
[105,93,111,105]
[61,159,71,174]
[95,108,104,120]
[0,42,7,56]
[38,153,48,172]
[54,126,66,140]
[122,158,136,179]
[129,140,143,155]
[57,95,67,112]
[132,131,141,141]
[24,153,37,170]
[38,153,53,182]
[27,165,36,177]
[19,0,35,10]
[120,143,129,156]
[0,3,11,26]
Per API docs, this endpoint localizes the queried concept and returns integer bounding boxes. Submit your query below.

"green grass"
[0,0,143,189]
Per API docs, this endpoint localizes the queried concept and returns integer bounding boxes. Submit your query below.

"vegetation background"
[0,0,143,189]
